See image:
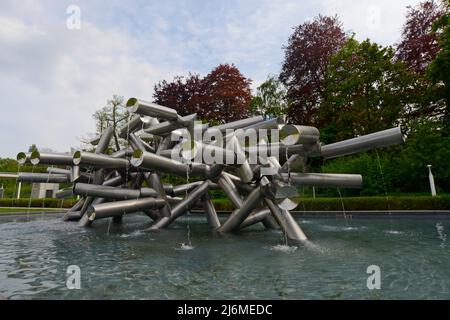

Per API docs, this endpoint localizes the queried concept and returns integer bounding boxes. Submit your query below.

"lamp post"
[427,165,437,197]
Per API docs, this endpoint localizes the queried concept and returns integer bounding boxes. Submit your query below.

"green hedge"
[0,198,77,208]
[212,195,450,211]
[1,196,449,211]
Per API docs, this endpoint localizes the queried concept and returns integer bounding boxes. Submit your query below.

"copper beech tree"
[396,0,445,75]
[153,64,252,124]
[279,15,347,126]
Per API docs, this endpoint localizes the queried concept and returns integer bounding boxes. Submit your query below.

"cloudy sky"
[0,0,422,158]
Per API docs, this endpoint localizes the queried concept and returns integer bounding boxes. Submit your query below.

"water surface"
[0,214,449,299]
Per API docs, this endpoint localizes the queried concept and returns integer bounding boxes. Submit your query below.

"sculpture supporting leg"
[264,198,307,241]
[218,186,262,233]
[203,192,221,229]
[239,209,270,229]
[148,180,210,230]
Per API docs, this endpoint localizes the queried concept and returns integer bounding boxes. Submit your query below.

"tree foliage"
[153,64,252,123]
[320,38,413,142]
[279,15,347,125]
[91,95,129,151]
[396,0,445,74]
[428,0,450,132]
[249,76,289,119]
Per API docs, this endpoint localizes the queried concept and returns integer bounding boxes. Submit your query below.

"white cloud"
[0,0,423,158]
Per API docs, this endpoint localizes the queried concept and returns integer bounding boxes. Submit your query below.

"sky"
[0,0,423,158]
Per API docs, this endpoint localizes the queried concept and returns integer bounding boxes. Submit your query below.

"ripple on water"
[268,244,298,253]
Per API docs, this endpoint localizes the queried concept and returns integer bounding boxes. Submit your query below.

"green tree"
[249,76,290,120]
[90,95,129,151]
[428,0,450,134]
[320,38,413,142]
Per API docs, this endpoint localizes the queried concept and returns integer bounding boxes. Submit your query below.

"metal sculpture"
[12,97,405,241]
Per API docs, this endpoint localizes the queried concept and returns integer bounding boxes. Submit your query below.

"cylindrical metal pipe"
[73,183,159,200]
[17,172,69,183]
[218,186,262,233]
[73,151,129,169]
[283,173,362,189]
[17,152,32,165]
[147,173,171,217]
[118,114,152,138]
[47,167,71,175]
[217,174,243,208]
[320,126,405,159]
[95,126,114,154]
[56,188,74,199]
[127,98,178,121]
[206,115,264,133]
[264,198,307,241]
[130,149,189,176]
[30,151,74,166]
[280,125,320,145]
[239,208,270,229]
[148,180,210,230]
[88,197,166,221]
[203,192,221,229]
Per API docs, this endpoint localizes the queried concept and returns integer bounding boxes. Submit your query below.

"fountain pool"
[0,214,449,299]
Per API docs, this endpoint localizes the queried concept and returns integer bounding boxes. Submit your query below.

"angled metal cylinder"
[172,181,205,196]
[280,125,320,145]
[111,147,134,158]
[264,198,307,241]
[73,183,159,200]
[16,152,32,165]
[88,197,166,221]
[118,114,152,138]
[206,115,264,133]
[95,126,115,154]
[148,180,210,230]
[64,211,82,221]
[202,192,221,229]
[320,126,405,159]
[127,98,178,121]
[73,151,129,169]
[30,151,74,166]
[283,173,362,189]
[239,208,270,229]
[218,186,262,233]
[218,174,243,208]
[56,188,74,199]
[147,173,172,218]
[17,172,69,183]
[46,167,71,175]
[102,174,124,187]
[131,149,189,176]
[144,114,197,136]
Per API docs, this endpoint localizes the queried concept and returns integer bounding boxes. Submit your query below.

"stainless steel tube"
[147,173,171,217]
[88,197,166,221]
[264,198,307,241]
[127,98,178,121]
[280,125,320,145]
[283,173,363,189]
[320,126,405,159]
[203,192,221,229]
[95,126,114,154]
[148,180,210,230]
[17,172,69,183]
[218,186,262,232]
[130,149,189,176]
[73,151,129,169]
[239,208,270,229]
[73,183,159,200]
[30,151,74,166]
